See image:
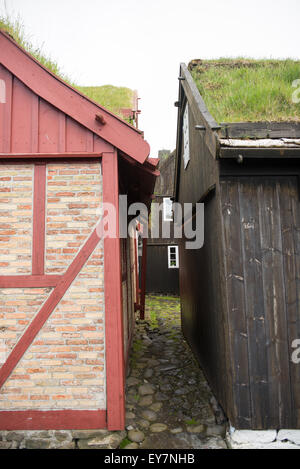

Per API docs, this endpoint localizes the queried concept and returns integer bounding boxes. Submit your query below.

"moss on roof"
[189,58,300,123]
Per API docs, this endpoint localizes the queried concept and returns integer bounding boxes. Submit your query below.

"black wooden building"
[146,151,180,295]
[174,63,300,430]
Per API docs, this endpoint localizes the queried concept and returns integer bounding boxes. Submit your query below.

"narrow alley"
[122,295,228,449]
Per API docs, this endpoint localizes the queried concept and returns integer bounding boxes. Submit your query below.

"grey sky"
[1,0,299,157]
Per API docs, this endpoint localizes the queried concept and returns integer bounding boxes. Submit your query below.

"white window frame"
[168,245,179,269]
[163,197,173,222]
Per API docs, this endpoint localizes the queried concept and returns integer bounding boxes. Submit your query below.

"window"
[168,245,179,269]
[163,197,173,222]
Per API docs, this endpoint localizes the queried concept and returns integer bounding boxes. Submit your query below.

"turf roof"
[76,85,135,122]
[188,59,300,123]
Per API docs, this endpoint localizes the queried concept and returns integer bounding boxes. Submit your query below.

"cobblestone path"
[122,295,228,449]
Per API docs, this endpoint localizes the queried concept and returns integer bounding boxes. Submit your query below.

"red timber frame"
[102,151,125,430]
[139,238,148,320]
[0,151,125,430]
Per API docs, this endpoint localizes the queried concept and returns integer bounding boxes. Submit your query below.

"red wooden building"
[0,30,158,431]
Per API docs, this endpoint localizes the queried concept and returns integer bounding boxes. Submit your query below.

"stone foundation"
[227,428,300,449]
[0,429,126,449]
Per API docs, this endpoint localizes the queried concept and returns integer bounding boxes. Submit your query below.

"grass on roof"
[0,13,73,84]
[189,59,300,123]
[0,13,134,123]
[76,85,134,117]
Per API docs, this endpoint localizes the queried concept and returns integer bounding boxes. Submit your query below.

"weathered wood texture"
[175,61,300,430]
[121,237,135,369]
[175,72,231,418]
[221,176,300,428]
[219,122,300,139]
[220,147,300,159]
[179,191,231,418]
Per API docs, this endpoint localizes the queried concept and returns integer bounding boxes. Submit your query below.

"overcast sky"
[1,0,300,157]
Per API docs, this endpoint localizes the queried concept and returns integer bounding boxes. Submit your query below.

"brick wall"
[0,161,106,411]
[46,162,101,273]
[0,164,33,274]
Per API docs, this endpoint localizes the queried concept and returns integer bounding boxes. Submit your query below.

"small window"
[163,197,173,222]
[168,245,179,269]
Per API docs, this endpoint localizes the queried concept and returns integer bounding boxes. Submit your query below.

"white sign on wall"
[182,103,190,169]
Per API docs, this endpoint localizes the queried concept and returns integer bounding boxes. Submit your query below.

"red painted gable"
[0,29,150,163]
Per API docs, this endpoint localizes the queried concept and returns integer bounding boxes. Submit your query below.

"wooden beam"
[0,227,101,390]
[0,410,106,430]
[102,151,125,431]
[219,122,300,139]
[140,238,148,320]
[134,235,139,305]
[32,163,46,275]
[219,147,300,159]
[0,275,61,288]
[179,63,220,158]
[180,63,220,130]
[0,152,102,159]
[120,152,160,177]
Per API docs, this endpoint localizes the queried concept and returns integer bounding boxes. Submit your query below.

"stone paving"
[121,295,228,449]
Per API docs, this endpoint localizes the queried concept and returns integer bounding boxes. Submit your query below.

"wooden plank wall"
[179,191,231,419]
[221,176,300,428]
[0,64,112,155]
[146,245,179,294]
[176,98,232,421]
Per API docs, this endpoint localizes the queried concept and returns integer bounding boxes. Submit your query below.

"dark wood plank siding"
[176,97,231,425]
[221,176,300,428]
[179,192,230,419]
[176,103,217,205]
[146,245,179,294]
[220,181,252,428]
[285,180,300,427]
[219,121,300,139]
[175,62,300,430]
